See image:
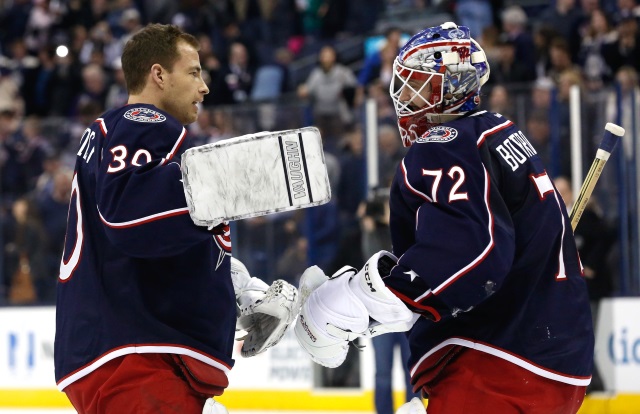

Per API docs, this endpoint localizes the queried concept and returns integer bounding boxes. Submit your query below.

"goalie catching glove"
[231,257,298,357]
[294,251,417,368]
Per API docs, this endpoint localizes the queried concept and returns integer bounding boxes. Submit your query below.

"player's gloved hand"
[294,251,415,368]
[395,397,426,414]
[231,257,298,357]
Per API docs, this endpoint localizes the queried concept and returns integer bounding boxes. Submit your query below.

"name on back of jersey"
[495,130,537,171]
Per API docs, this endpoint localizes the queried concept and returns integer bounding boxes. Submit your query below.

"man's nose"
[399,86,412,101]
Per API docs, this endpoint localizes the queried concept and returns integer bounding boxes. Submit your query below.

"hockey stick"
[569,122,624,231]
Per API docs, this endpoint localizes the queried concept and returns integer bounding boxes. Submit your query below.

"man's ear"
[151,63,165,89]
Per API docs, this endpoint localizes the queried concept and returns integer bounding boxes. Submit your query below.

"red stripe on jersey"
[99,207,190,228]
[387,286,441,321]
[160,127,187,165]
[95,118,108,137]
[476,120,513,147]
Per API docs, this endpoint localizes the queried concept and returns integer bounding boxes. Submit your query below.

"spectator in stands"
[5,38,39,112]
[537,0,583,60]
[35,167,73,303]
[525,109,553,169]
[554,176,614,304]
[25,45,56,116]
[547,37,581,83]
[0,108,24,204]
[554,175,613,392]
[47,47,83,117]
[377,124,405,186]
[16,115,52,190]
[331,125,366,273]
[367,80,396,125]
[208,41,255,105]
[356,27,402,105]
[486,84,516,120]
[578,9,617,90]
[23,0,56,52]
[228,0,279,47]
[74,62,108,115]
[105,0,139,38]
[207,108,237,143]
[78,21,120,70]
[455,0,494,38]
[297,45,357,146]
[500,6,536,72]
[478,25,501,71]
[304,151,341,272]
[188,107,217,146]
[356,42,397,107]
[0,0,32,53]
[530,76,555,113]
[272,46,294,94]
[105,57,127,110]
[0,66,22,117]
[532,25,558,79]
[4,196,48,304]
[606,65,640,159]
[611,0,640,25]
[489,35,536,84]
[298,0,325,40]
[276,235,309,285]
[358,27,402,85]
[601,16,640,74]
[213,19,259,68]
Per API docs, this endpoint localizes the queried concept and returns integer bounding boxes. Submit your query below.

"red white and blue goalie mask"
[390,22,490,147]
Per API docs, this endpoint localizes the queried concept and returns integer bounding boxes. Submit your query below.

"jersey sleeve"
[385,131,515,321]
[96,117,213,258]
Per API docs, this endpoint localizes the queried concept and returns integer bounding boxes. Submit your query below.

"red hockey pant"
[64,353,227,414]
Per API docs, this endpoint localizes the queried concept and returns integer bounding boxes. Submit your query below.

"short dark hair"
[121,23,199,94]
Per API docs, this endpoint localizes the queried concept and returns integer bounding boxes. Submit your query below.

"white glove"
[202,398,228,414]
[294,251,415,368]
[231,257,298,357]
[395,397,426,414]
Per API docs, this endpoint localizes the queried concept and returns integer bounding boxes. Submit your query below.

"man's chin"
[181,114,198,126]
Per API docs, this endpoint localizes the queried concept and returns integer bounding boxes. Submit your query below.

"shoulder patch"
[416,126,458,143]
[124,107,167,123]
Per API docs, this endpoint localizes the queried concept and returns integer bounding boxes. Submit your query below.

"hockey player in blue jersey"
[295,22,593,413]
[55,23,298,414]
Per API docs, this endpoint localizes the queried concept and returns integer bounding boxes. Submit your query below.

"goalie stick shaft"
[569,123,624,231]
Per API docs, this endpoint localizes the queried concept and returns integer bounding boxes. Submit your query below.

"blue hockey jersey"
[386,110,594,386]
[54,104,236,390]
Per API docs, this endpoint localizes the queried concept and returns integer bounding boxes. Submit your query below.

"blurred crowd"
[1,0,639,305]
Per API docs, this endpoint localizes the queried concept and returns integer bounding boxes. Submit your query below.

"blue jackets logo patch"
[124,108,167,123]
[416,126,458,143]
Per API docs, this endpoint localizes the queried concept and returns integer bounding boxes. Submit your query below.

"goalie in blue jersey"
[54,23,298,414]
[295,22,594,414]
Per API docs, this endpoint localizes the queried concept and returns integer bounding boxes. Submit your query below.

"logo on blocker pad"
[124,107,167,123]
[279,133,313,206]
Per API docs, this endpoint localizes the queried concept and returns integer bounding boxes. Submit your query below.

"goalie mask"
[390,22,490,147]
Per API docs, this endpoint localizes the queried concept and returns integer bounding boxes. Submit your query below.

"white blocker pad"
[181,127,331,227]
